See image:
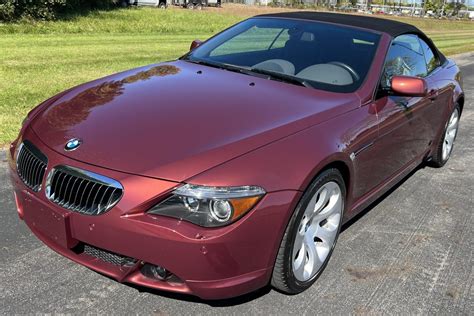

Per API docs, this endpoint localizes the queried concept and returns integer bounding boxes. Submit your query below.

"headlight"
[147,184,266,227]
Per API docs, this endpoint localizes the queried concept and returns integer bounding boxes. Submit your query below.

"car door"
[418,37,452,141]
[367,34,434,188]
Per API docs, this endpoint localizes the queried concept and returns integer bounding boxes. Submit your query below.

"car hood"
[31,60,359,182]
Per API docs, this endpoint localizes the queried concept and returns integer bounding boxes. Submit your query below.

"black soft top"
[256,12,422,36]
[257,12,446,63]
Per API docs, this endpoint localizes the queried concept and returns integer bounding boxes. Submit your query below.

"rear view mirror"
[391,75,427,97]
[190,40,203,51]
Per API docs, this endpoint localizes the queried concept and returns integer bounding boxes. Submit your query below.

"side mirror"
[190,40,202,51]
[391,75,427,97]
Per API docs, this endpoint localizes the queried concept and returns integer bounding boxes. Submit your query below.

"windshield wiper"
[183,57,313,89]
[249,68,314,88]
[182,57,247,74]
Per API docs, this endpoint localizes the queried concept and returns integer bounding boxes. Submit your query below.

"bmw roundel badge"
[65,138,82,151]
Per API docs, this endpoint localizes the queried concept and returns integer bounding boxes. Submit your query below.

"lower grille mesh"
[83,244,137,267]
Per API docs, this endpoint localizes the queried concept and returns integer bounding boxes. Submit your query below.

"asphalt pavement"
[0,59,473,315]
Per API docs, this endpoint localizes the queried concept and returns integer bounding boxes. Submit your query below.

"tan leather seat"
[252,59,296,75]
[296,64,353,86]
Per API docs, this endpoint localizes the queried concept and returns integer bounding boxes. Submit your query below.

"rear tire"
[271,169,345,294]
[429,104,460,168]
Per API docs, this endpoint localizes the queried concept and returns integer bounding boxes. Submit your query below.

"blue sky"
[449,0,473,6]
[461,0,473,6]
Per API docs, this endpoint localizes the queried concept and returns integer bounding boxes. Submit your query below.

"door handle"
[428,89,439,101]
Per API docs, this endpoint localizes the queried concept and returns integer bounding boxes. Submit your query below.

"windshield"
[183,18,381,93]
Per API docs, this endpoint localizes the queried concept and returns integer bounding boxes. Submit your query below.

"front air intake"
[82,243,137,267]
[16,140,48,192]
[45,165,123,215]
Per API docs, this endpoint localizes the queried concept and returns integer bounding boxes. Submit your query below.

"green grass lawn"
[1,6,473,145]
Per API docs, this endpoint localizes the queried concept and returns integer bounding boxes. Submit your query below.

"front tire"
[271,169,345,294]
[429,104,460,168]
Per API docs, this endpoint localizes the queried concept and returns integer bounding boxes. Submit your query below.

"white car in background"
[127,0,169,8]
[127,0,221,9]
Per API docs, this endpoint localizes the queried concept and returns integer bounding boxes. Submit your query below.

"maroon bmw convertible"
[9,12,464,299]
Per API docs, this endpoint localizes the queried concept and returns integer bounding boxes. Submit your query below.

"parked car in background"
[464,10,474,20]
[128,0,220,9]
[128,0,169,9]
[173,0,221,9]
[9,12,464,300]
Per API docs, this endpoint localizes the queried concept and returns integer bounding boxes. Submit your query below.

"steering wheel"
[328,62,360,82]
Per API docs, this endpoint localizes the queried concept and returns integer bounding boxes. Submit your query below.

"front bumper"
[8,129,300,299]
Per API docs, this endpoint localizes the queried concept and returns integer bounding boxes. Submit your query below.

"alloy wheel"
[442,108,460,161]
[292,181,343,282]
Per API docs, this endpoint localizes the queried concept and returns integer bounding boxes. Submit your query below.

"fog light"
[14,192,24,220]
[141,263,171,281]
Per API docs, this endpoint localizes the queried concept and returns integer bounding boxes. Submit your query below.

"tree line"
[0,0,121,22]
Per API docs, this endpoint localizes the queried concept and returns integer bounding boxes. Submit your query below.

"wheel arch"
[299,154,354,206]
[321,160,351,191]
